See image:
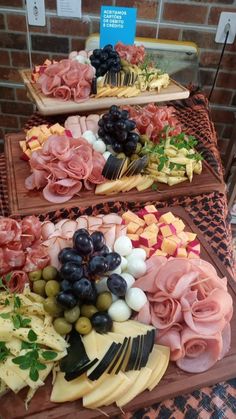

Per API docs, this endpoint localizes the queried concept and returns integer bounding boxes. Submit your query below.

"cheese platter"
[0,206,236,419]
[5,131,225,217]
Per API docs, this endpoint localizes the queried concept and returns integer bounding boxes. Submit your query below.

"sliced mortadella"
[157,323,184,361]
[134,255,167,293]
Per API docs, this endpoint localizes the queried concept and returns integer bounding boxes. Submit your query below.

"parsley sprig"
[12,330,57,381]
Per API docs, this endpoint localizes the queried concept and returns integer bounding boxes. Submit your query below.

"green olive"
[75,317,92,335]
[80,304,98,319]
[53,317,72,335]
[135,142,142,154]
[33,279,46,297]
[43,297,63,317]
[139,134,149,144]
[117,153,126,159]
[130,153,139,161]
[45,280,60,297]
[42,266,58,281]
[96,292,112,311]
[29,270,42,282]
[64,306,80,323]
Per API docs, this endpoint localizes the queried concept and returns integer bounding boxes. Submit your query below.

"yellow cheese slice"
[116,368,152,407]
[0,317,14,341]
[82,330,98,360]
[12,326,68,352]
[25,363,53,407]
[103,373,132,406]
[51,372,94,403]
[5,357,44,390]
[83,372,126,408]
[113,320,154,335]
[6,337,22,356]
[147,345,170,391]
[0,360,27,393]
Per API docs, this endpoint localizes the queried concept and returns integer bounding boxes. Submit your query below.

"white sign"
[56,0,82,18]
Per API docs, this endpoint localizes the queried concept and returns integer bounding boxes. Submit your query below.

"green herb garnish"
[0,342,10,362]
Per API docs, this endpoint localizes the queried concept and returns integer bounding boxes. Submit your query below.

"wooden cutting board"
[1,207,236,419]
[20,69,190,116]
[5,132,225,217]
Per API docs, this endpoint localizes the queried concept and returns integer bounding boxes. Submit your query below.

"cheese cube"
[127,234,139,248]
[188,251,200,259]
[50,123,65,135]
[172,219,185,233]
[177,231,189,245]
[136,227,144,235]
[176,247,187,258]
[19,141,27,153]
[160,224,177,238]
[144,205,158,213]
[140,245,154,258]
[127,222,140,234]
[122,211,145,227]
[28,138,40,150]
[169,235,181,245]
[187,240,200,255]
[161,238,178,255]
[140,231,157,247]
[159,212,176,224]
[153,249,168,257]
[144,223,159,234]
[26,127,39,140]
[143,213,158,225]
[185,232,197,242]
[152,237,163,250]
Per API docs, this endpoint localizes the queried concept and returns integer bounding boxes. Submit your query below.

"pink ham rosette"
[0,218,22,246]
[43,178,83,204]
[20,215,42,249]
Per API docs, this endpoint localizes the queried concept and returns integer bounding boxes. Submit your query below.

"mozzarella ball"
[125,288,147,311]
[82,130,96,144]
[126,248,146,262]
[120,256,128,272]
[114,236,132,257]
[95,277,108,294]
[103,151,111,161]
[107,265,122,276]
[108,300,131,322]
[93,140,106,154]
[121,272,135,289]
[126,259,147,278]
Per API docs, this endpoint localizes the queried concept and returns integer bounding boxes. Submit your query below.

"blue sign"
[100,6,137,48]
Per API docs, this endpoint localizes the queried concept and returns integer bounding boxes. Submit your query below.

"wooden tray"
[20,69,190,116]
[1,207,236,419]
[5,132,225,217]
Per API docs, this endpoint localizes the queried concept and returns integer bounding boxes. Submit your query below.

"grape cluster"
[98,105,140,156]
[90,44,121,78]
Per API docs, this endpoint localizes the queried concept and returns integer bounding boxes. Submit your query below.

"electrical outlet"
[26,0,46,26]
[215,12,236,44]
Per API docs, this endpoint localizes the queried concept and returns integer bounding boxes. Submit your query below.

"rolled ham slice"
[157,324,184,361]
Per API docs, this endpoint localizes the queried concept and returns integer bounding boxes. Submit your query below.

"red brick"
[0,67,21,83]
[0,0,22,6]
[0,51,10,66]
[31,35,69,53]
[0,86,15,100]
[28,18,49,33]
[185,28,236,53]
[91,21,100,33]
[15,88,31,102]
[82,0,113,14]
[11,51,30,67]
[211,108,235,124]
[50,17,90,37]
[0,114,19,128]
[208,7,236,25]
[163,3,207,24]
[116,0,158,20]
[1,102,34,116]
[200,51,236,70]
[0,33,27,50]
[7,14,26,31]
[45,0,56,9]
[0,13,4,30]
[217,72,236,89]
[204,88,232,105]
[199,69,216,86]
[136,24,156,38]
[158,28,180,41]
[71,38,86,52]
[223,124,234,139]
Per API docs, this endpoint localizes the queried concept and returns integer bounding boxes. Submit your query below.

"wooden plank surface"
[5,133,225,217]
[20,69,190,116]
[1,207,236,419]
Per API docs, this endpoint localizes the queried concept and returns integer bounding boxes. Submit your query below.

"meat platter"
[5,132,224,217]
[20,69,189,116]
[1,206,236,419]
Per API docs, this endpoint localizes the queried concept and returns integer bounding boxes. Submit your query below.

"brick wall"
[0,0,235,155]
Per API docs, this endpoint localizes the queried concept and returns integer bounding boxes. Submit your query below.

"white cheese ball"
[95,277,108,294]
[82,130,96,145]
[107,265,122,275]
[108,300,131,322]
[103,151,111,161]
[125,288,147,311]
[126,248,147,262]
[114,236,132,257]
[121,272,135,289]
[93,139,106,154]
[120,256,128,272]
[126,259,147,278]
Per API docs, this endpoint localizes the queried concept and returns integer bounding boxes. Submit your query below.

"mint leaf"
[28,330,37,342]
[13,295,21,310]
[4,298,10,306]
[0,313,11,319]
[21,341,35,350]
[12,314,21,329]
[0,342,10,362]
[12,355,26,365]
[29,367,39,382]
[35,362,47,371]
[21,318,31,327]
[42,351,57,361]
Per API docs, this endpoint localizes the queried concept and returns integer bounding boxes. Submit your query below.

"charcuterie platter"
[1,206,236,419]
[20,69,189,116]
[5,131,224,217]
